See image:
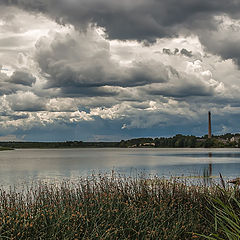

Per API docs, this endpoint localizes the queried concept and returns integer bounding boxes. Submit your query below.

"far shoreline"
[0,133,240,149]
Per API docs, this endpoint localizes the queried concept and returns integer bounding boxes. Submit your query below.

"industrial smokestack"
[208,111,212,139]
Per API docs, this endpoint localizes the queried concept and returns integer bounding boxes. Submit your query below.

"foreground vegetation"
[0,174,240,239]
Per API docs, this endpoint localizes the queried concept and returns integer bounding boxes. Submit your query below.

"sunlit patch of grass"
[0,173,238,239]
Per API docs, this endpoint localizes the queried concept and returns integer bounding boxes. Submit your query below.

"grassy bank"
[0,147,14,151]
[0,175,238,239]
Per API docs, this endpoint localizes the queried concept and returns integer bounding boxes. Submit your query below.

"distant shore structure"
[208,111,212,139]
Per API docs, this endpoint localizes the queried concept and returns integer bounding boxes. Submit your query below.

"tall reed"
[199,187,240,240]
[0,173,237,239]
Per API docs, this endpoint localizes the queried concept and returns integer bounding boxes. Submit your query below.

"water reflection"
[152,152,240,158]
[0,148,240,187]
[203,152,213,185]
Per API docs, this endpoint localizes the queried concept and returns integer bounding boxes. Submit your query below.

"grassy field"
[0,174,239,239]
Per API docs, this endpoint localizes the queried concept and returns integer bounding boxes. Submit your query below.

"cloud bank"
[0,2,240,140]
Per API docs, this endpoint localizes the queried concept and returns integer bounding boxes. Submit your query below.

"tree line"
[0,133,239,148]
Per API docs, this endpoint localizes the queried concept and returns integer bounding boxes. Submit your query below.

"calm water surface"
[0,148,240,187]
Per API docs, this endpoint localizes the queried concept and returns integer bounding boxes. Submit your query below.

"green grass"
[198,188,240,240]
[0,174,239,239]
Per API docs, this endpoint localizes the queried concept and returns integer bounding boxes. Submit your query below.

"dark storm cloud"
[200,35,240,67]
[4,0,240,40]
[0,70,36,96]
[148,84,213,98]
[145,68,216,98]
[0,71,19,95]
[6,92,47,112]
[41,59,169,96]
[3,0,240,66]
[9,71,36,86]
[0,112,29,120]
[59,86,119,98]
[35,31,169,97]
[10,104,45,112]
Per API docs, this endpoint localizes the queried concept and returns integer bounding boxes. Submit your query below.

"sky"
[0,0,240,141]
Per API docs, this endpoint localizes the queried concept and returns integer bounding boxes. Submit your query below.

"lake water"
[0,148,240,187]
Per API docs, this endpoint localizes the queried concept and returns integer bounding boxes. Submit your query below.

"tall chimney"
[208,111,212,139]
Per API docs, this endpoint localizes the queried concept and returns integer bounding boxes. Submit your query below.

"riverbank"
[0,133,239,148]
[0,146,14,151]
[0,174,238,239]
